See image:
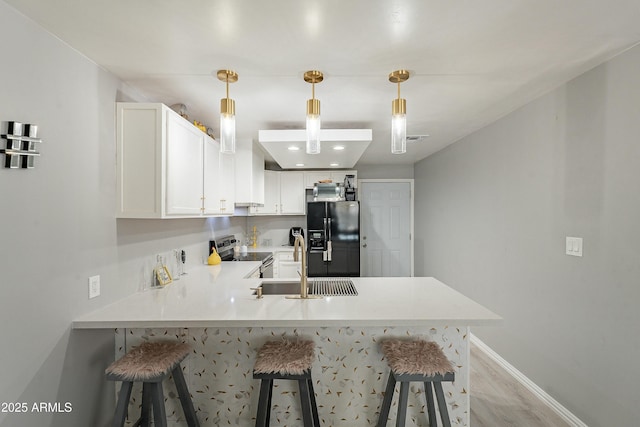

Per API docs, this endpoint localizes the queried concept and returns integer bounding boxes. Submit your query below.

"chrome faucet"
[288,233,321,299]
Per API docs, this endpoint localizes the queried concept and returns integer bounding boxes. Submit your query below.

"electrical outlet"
[89,275,101,299]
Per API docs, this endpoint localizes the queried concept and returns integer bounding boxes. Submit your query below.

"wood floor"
[470,343,571,427]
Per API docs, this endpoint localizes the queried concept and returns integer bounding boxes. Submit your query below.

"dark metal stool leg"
[424,381,436,426]
[255,379,272,427]
[138,382,152,427]
[172,365,200,427]
[265,379,273,426]
[433,382,451,427]
[298,378,314,427]
[113,381,133,427]
[307,378,320,427]
[396,381,409,427]
[150,382,167,427]
[376,371,396,427]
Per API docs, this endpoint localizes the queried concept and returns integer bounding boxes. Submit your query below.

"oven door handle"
[261,257,274,268]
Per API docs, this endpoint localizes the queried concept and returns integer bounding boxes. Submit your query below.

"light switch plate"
[565,237,583,257]
[89,275,101,298]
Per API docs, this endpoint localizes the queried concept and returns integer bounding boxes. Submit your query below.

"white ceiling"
[5,0,640,167]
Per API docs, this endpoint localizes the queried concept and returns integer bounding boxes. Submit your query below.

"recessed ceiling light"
[333,145,345,150]
[288,146,300,151]
[329,163,339,167]
[296,163,305,167]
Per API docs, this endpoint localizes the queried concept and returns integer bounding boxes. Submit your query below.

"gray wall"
[0,3,244,426]
[414,44,640,426]
[355,163,414,179]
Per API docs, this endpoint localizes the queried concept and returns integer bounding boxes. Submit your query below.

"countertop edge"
[72,317,502,330]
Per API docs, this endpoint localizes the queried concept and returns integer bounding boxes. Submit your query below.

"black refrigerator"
[306,201,360,277]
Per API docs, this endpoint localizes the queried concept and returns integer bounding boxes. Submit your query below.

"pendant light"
[389,69,410,154]
[304,70,323,154]
[217,69,238,154]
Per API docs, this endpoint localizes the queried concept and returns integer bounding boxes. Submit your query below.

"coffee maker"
[344,174,356,201]
[289,227,304,246]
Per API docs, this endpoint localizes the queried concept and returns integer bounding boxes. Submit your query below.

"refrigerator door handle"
[327,217,333,261]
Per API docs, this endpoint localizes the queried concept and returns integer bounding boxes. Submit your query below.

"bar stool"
[105,341,200,427]
[376,338,455,427]
[253,338,320,427]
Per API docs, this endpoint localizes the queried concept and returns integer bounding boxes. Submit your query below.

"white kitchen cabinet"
[165,112,205,215]
[278,260,302,278]
[304,170,357,188]
[250,170,279,215]
[203,140,235,215]
[280,171,305,214]
[273,250,301,278]
[250,171,305,215]
[218,152,235,213]
[234,139,264,206]
[116,102,231,218]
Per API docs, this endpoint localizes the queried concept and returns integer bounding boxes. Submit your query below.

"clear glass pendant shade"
[306,114,321,154]
[220,113,236,154]
[391,113,406,154]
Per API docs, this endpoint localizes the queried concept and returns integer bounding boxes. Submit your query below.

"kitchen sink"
[257,281,304,295]
[254,278,358,296]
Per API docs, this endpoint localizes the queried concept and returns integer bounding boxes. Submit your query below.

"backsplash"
[244,216,306,247]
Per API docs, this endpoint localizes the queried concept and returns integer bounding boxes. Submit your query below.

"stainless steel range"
[209,235,274,278]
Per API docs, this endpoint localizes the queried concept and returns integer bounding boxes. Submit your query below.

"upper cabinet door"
[203,137,222,215]
[219,152,235,213]
[280,171,305,214]
[165,112,204,215]
[262,170,280,214]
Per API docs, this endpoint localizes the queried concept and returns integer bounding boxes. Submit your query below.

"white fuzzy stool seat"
[105,341,199,427]
[253,339,319,427]
[377,338,455,427]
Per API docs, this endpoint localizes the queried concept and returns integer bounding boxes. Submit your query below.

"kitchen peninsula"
[74,262,500,426]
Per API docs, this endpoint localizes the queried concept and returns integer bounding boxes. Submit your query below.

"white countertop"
[73,262,501,329]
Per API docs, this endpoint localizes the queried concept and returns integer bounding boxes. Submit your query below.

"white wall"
[414,44,640,426]
[0,3,244,426]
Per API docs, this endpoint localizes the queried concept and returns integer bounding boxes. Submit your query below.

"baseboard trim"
[470,334,588,427]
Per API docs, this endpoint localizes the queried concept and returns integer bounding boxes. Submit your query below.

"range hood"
[258,129,372,169]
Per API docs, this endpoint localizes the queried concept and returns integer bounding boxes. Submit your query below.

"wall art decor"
[1,121,43,169]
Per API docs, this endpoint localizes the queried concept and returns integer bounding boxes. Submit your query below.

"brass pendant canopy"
[388,69,410,84]
[217,69,238,83]
[304,70,324,84]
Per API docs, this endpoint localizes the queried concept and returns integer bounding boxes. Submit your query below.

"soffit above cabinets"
[258,129,372,169]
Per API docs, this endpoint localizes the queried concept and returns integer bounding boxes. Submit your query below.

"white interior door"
[360,181,412,277]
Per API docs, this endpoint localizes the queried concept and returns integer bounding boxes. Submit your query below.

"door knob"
[362,243,367,248]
